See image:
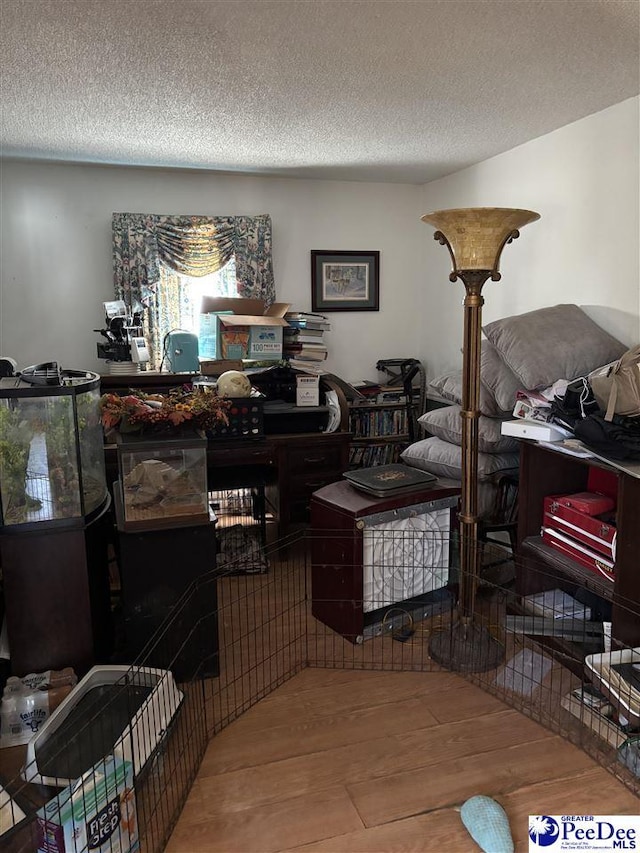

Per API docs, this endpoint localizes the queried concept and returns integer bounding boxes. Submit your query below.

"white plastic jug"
[0,668,77,747]
[0,681,49,747]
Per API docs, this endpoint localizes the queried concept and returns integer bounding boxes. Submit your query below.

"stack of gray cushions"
[401,304,627,519]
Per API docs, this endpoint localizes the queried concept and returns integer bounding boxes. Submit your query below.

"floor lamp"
[421,208,540,672]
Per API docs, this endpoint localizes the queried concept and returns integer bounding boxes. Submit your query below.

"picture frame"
[311,250,380,312]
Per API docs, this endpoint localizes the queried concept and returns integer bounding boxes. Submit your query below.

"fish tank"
[115,430,209,531]
[0,369,108,528]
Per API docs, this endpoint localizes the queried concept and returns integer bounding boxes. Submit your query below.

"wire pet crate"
[210,487,271,574]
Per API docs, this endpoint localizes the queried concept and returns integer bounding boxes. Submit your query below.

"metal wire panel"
[1,530,638,851]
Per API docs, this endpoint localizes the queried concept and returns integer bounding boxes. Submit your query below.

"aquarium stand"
[0,497,113,675]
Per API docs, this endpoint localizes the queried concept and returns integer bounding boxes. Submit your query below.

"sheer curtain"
[112,213,275,365]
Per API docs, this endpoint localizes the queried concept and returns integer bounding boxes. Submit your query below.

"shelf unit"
[347,393,452,469]
[347,400,411,468]
[516,441,640,661]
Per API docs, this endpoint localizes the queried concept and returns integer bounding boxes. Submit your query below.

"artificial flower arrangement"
[99,386,230,433]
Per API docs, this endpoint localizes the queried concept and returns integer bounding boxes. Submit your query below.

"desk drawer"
[208,444,274,466]
[287,445,344,473]
[289,475,343,521]
[290,473,342,501]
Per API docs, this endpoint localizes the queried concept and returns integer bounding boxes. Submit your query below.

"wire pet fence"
[0,536,307,853]
[1,530,638,851]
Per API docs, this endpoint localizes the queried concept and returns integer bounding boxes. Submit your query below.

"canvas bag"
[589,345,640,422]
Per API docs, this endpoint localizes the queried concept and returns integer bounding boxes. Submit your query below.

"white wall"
[418,97,640,379]
[0,164,423,380]
[1,96,638,386]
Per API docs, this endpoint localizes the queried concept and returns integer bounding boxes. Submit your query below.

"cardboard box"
[198,310,232,359]
[500,418,571,442]
[36,755,139,853]
[198,358,244,376]
[200,298,290,361]
[296,374,320,406]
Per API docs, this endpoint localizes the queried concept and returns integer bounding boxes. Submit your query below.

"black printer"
[248,365,338,433]
[262,400,330,434]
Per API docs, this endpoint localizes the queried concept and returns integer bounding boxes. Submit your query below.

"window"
[154,256,238,368]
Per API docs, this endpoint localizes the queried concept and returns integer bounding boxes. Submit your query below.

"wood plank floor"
[166,668,639,852]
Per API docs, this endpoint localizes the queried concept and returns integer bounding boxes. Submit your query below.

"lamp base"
[429,620,504,673]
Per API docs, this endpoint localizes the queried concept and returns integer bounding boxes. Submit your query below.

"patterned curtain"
[112,212,276,365]
[112,213,157,309]
[226,215,274,302]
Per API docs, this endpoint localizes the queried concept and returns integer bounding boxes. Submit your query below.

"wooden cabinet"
[114,511,218,678]
[269,432,351,526]
[310,480,460,643]
[0,500,113,676]
[516,441,640,650]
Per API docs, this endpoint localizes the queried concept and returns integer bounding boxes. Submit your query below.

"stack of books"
[349,382,412,405]
[283,311,331,365]
[349,380,383,399]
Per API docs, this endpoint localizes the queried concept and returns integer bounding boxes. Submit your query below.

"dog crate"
[210,486,273,574]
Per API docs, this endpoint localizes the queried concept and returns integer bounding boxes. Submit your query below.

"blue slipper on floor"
[460,795,515,853]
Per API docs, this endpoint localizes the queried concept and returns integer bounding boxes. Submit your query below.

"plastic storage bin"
[24,664,183,787]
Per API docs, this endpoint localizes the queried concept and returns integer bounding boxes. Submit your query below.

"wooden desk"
[105,431,351,539]
[205,431,352,536]
[101,372,352,537]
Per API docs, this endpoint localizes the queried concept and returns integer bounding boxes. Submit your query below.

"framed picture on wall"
[311,250,380,312]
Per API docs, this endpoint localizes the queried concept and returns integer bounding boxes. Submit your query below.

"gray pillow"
[418,405,520,454]
[429,342,520,416]
[429,371,466,405]
[479,340,522,413]
[400,436,519,481]
[483,304,626,390]
[430,369,502,417]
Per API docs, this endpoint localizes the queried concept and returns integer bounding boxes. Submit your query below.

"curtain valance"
[154,218,235,278]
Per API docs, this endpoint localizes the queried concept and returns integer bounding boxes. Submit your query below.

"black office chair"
[478,468,520,570]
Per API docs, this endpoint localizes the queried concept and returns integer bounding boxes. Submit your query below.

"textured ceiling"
[1,0,638,183]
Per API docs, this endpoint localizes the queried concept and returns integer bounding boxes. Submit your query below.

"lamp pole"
[457,269,490,627]
[421,208,540,671]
